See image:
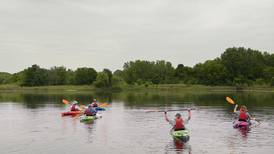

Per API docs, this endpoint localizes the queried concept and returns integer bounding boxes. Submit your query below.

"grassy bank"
[1,84,274,93]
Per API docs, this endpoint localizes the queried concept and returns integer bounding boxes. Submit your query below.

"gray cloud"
[0,0,273,73]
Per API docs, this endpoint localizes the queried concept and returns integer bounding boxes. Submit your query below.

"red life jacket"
[174,118,184,130]
[239,111,247,121]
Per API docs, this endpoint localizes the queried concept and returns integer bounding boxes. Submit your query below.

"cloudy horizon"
[1,0,274,73]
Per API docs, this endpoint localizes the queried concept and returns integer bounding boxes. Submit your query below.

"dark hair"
[175,113,181,117]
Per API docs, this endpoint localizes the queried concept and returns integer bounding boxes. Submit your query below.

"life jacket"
[85,107,96,116]
[70,104,78,111]
[239,111,247,121]
[174,118,185,130]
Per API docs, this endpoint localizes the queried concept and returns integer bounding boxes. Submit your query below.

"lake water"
[0,90,274,154]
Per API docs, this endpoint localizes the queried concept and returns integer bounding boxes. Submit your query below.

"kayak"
[61,111,81,116]
[79,113,102,122]
[233,120,250,128]
[95,107,106,111]
[171,129,190,142]
[80,115,95,122]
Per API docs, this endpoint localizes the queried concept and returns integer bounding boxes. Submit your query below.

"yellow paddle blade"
[99,103,109,107]
[62,99,70,105]
[226,96,235,105]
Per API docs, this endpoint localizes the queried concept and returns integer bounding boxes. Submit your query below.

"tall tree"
[22,64,48,86]
[74,67,97,85]
[48,66,68,85]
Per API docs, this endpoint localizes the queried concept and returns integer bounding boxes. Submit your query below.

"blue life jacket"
[85,107,97,116]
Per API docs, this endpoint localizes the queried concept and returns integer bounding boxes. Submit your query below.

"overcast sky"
[0,0,274,73]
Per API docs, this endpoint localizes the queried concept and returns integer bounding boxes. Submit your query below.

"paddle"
[226,96,235,105]
[146,108,196,113]
[225,96,261,124]
[62,99,70,105]
[99,103,109,107]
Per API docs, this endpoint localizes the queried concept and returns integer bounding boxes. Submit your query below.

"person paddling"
[84,104,97,116]
[165,110,192,131]
[91,99,98,107]
[70,101,80,111]
[233,105,252,122]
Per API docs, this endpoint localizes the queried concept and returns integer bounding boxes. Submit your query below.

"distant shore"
[0,84,274,93]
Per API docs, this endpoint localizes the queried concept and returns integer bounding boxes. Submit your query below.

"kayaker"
[165,110,192,131]
[91,99,98,107]
[233,105,252,122]
[84,105,97,116]
[70,101,80,111]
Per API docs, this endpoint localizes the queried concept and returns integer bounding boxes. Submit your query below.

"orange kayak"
[61,111,81,116]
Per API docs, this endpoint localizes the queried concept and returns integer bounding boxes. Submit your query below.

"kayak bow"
[61,111,82,116]
[171,129,190,142]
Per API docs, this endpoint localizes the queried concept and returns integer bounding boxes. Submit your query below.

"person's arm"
[165,112,175,127]
[164,112,170,122]
[187,109,192,121]
[233,104,238,113]
[246,112,253,120]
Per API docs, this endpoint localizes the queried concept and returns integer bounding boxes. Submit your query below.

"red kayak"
[61,111,81,116]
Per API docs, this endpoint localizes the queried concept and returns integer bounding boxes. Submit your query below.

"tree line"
[1,47,274,87]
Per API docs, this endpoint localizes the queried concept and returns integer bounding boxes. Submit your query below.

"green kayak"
[80,116,95,122]
[171,129,190,142]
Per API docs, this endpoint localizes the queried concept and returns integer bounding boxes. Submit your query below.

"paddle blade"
[62,99,70,105]
[99,103,109,107]
[226,97,235,105]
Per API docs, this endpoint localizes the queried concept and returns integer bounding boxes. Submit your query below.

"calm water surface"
[0,91,274,154]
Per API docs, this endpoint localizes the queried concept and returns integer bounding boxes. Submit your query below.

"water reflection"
[1,91,274,109]
[165,140,192,154]
[83,121,95,143]
[173,140,192,154]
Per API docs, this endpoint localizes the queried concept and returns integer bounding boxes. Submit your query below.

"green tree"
[123,60,154,84]
[0,72,12,84]
[152,60,175,84]
[193,59,228,85]
[122,60,175,84]
[175,64,194,83]
[221,47,265,84]
[111,75,127,89]
[22,64,48,86]
[48,66,67,85]
[271,77,274,86]
[94,72,110,88]
[103,68,112,87]
[113,70,123,77]
[74,67,97,85]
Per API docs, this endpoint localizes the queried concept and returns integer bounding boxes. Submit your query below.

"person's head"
[175,113,181,118]
[93,99,97,102]
[240,105,248,112]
